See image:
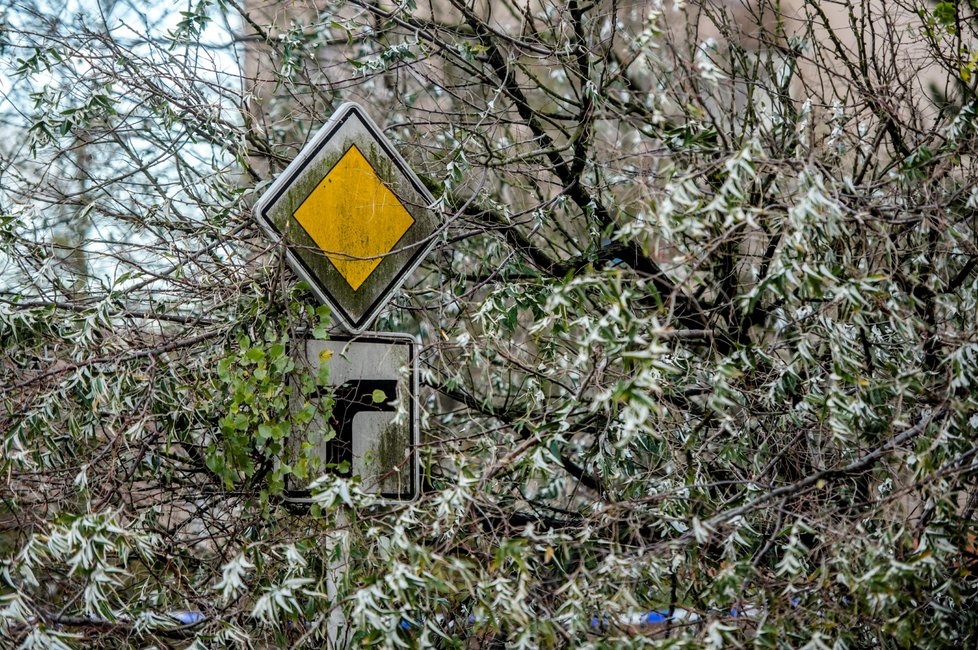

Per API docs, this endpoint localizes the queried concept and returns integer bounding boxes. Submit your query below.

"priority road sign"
[287,333,419,501]
[254,102,439,333]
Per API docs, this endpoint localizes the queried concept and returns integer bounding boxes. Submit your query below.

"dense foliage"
[2,0,978,647]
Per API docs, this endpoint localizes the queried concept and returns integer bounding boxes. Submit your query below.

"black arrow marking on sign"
[322,379,398,475]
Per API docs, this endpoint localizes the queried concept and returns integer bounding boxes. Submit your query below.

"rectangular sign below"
[286,333,419,502]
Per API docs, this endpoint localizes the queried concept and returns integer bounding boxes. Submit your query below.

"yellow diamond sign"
[253,102,439,334]
[293,145,415,291]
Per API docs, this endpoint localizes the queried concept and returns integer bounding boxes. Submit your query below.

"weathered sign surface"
[253,102,438,333]
[287,333,419,501]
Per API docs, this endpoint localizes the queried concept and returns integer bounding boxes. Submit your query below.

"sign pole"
[254,101,436,645]
[326,510,349,649]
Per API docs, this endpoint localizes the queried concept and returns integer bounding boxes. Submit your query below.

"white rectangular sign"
[287,333,419,501]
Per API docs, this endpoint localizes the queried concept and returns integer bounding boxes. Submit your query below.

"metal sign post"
[254,102,436,647]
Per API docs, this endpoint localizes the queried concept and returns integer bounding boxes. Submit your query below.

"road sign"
[253,102,439,333]
[287,333,419,501]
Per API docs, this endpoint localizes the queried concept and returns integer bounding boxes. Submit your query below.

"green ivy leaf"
[934,2,958,29]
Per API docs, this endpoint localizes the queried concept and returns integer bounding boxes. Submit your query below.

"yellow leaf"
[543,546,555,563]
[319,349,333,363]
